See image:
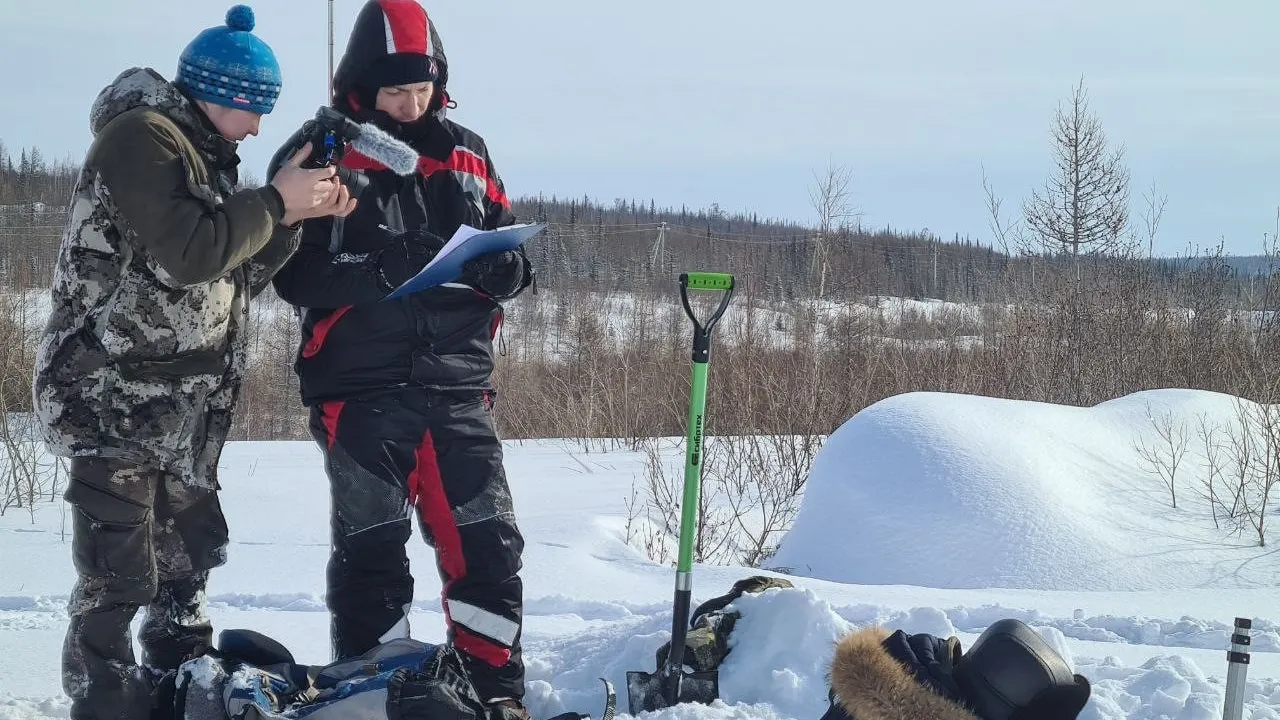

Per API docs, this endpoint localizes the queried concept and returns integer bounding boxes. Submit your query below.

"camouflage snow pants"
[61,456,229,720]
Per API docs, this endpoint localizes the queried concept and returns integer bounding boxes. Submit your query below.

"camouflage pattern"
[62,456,226,720]
[32,67,299,488]
[656,575,795,673]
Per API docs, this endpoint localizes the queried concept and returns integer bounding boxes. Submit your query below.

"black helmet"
[954,619,1091,720]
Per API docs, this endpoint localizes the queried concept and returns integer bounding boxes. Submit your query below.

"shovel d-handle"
[679,272,735,364]
[682,271,734,291]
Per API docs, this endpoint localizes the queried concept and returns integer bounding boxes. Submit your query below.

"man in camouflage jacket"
[30,7,355,719]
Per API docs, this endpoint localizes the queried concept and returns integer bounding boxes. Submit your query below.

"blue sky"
[3,0,1278,256]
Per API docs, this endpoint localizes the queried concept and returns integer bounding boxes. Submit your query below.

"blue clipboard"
[384,222,547,300]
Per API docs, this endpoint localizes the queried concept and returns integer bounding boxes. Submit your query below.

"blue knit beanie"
[176,5,282,115]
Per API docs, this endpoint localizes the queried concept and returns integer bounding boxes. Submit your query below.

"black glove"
[377,229,447,291]
[460,247,531,299]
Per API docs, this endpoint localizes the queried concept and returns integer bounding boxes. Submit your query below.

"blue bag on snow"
[172,630,489,720]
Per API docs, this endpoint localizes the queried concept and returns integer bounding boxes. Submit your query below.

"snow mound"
[716,588,851,716]
[770,389,1280,591]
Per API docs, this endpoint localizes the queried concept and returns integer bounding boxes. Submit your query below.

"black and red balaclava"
[331,0,450,121]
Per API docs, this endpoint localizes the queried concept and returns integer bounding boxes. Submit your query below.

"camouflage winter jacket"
[32,67,301,486]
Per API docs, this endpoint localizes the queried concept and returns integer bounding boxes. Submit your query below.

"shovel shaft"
[677,358,710,573]
[663,583,694,702]
[628,271,733,714]
[663,349,711,704]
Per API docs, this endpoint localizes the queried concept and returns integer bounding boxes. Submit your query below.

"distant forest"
[0,138,1272,303]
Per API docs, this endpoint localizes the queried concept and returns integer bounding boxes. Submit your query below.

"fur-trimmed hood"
[829,627,979,720]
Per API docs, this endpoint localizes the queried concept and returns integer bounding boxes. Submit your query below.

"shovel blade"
[625,669,719,715]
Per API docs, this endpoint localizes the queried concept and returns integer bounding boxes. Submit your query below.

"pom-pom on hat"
[176,5,282,115]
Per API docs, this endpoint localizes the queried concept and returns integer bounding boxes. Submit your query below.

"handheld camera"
[267,106,420,190]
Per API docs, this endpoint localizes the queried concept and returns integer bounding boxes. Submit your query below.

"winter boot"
[486,699,532,720]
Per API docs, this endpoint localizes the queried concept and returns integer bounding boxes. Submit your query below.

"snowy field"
[2,288,991,358]
[2,389,1279,719]
[6,286,1273,364]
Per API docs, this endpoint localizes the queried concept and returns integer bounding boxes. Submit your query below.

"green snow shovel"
[626,271,735,715]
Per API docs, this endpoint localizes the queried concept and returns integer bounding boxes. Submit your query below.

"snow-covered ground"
[2,390,1279,719]
[4,287,992,368]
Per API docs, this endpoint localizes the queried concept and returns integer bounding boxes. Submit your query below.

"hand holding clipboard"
[383,222,547,300]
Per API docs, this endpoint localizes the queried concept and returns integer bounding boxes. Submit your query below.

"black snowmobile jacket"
[822,626,975,720]
[270,1,531,406]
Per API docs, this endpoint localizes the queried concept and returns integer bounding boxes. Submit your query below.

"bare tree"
[712,433,823,567]
[1195,414,1228,529]
[0,290,64,520]
[1140,180,1168,258]
[982,165,1026,258]
[634,436,735,565]
[1224,401,1257,523]
[1134,402,1190,508]
[1022,78,1131,264]
[1251,211,1280,348]
[808,161,858,299]
[1013,79,1136,404]
[1227,399,1280,546]
[629,432,824,568]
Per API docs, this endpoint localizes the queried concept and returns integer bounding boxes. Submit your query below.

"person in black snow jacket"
[269,2,533,719]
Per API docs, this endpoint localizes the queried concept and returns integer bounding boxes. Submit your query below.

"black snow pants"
[62,456,229,720]
[308,388,525,703]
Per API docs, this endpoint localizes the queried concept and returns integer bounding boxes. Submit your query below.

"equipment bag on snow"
[169,629,489,720]
[653,574,795,674]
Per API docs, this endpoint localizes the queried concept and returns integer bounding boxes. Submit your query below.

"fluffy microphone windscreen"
[350,122,421,175]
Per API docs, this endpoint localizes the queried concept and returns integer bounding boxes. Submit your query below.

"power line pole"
[328,0,336,101]
[650,221,668,273]
[932,242,938,295]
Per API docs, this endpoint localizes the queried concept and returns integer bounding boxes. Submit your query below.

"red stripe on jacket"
[342,148,511,211]
[302,305,353,359]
